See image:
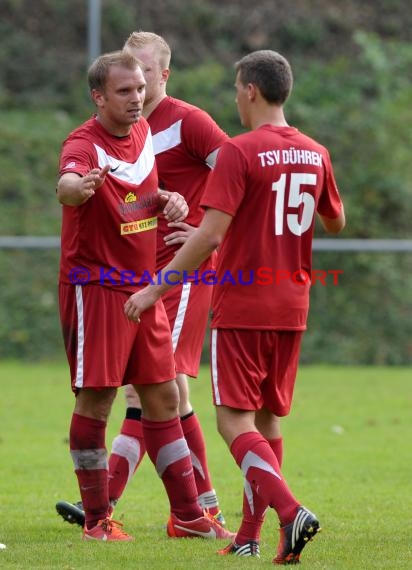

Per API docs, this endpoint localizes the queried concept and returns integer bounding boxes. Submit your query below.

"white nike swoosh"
[174,525,216,539]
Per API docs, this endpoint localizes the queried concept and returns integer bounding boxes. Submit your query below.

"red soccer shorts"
[210,328,303,416]
[59,283,175,391]
[162,279,212,378]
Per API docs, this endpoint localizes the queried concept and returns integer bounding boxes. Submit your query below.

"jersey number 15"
[272,172,316,236]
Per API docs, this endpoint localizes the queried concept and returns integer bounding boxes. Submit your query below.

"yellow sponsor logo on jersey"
[120,216,157,235]
[125,192,137,203]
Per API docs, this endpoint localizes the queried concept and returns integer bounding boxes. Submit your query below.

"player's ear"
[161,68,170,84]
[91,89,105,108]
[247,83,257,101]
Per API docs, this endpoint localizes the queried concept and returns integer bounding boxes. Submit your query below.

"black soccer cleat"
[273,506,320,565]
[218,540,260,557]
[56,500,85,527]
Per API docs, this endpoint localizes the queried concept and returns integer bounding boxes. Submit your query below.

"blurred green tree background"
[0,0,411,363]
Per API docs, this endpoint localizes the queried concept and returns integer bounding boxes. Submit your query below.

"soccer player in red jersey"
[105,31,230,526]
[56,33,232,535]
[123,50,345,562]
[57,50,233,542]
[54,32,229,529]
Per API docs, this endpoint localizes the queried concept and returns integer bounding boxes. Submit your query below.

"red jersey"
[58,116,158,292]
[201,125,343,330]
[148,96,228,271]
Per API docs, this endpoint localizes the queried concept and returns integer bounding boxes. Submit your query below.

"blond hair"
[124,31,171,69]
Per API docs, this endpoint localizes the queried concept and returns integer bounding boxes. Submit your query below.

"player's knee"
[124,384,141,408]
[163,384,180,414]
[176,374,191,413]
[75,387,116,421]
[139,380,180,420]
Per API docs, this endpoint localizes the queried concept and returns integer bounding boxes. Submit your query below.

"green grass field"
[0,361,411,569]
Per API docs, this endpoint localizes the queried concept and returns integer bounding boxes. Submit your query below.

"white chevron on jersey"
[94,132,155,185]
[152,120,182,155]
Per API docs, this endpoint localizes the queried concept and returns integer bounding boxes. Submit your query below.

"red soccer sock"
[108,409,146,504]
[231,432,299,527]
[70,413,109,529]
[142,416,202,521]
[269,436,284,468]
[235,488,267,544]
[180,411,219,516]
[235,435,285,544]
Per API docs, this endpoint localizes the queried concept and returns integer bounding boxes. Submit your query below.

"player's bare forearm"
[124,228,215,322]
[319,205,346,234]
[57,166,110,206]
[124,208,232,323]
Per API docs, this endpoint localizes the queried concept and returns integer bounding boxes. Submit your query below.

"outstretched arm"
[57,165,110,206]
[124,208,232,322]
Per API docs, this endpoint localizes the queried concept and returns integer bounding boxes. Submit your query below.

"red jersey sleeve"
[201,141,247,216]
[180,108,228,163]
[317,150,343,218]
[59,135,96,178]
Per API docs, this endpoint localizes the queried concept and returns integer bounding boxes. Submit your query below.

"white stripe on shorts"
[211,329,221,405]
[171,282,191,352]
[74,285,85,388]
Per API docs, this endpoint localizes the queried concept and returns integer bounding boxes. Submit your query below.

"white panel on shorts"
[172,282,191,352]
[211,329,221,405]
[75,284,85,388]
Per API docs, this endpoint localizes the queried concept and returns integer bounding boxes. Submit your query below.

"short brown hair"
[124,31,171,69]
[235,50,293,105]
[88,50,141,92]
